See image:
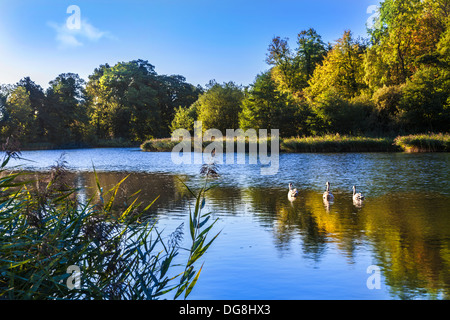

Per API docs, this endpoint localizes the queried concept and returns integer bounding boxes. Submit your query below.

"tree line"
[0,59,203,147]
[1,0,449,148]
[172,0,449,137]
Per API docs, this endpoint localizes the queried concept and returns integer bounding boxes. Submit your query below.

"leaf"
[189,209,195,241]
[188,232,221,267]
[142,195,160,212]
[175,177,196,197]
[104,174,130,211]
[1,156,10,168]
[198,215,210,229]
[200,197,206,209]
[92,163,102,194]
[118,197,139,223]
[185,264,203,299]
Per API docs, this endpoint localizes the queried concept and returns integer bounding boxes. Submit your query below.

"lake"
[5,148,450,300]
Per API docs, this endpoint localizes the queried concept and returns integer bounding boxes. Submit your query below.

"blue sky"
[0,0,381,89]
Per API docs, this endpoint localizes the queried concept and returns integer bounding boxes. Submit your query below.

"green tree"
[86,60,201,140]
[239,71,306,137]
[1,86,33,142]
[372,85,404,132]
[266,37,299,94]
[398,66,450,132]
[307,89,374,135]
[436,17,450,66]
[266,29,328,97]
[196,81,244,132]
[295,29,328,86]
[86,60,161,141]
[44,73,88,144]
[156,75,203,137]
[306,31,367,101]
[170,101,199,134]
[0,85,11,129]
[366,0,445,87]
[16,77,46,142]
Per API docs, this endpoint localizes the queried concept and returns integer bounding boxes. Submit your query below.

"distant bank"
[140,133,450,153]
[13,133,449,153]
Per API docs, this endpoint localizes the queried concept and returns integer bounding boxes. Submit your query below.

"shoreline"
[9,134,450,154]
[140,134,450,153]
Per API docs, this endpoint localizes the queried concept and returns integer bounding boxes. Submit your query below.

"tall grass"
[394,133,450,152]
[141,138,180,152]
[142,133,450,153]
[141,135,397,153]
[141,136,276,153]
[281,135,397,153]
[0,153,218,300]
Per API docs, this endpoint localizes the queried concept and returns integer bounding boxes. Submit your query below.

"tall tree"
[266,37,295,90]
[399,66,450,132]
[1,86,33,142]
[86,60,161,140]
[239,71,305,137]
[156,74,203,136]
[295,28,328,85]
[266,29,328,97]
[367,0,434,86]
[196,81,244,132]
[44,73,87,144]
[0,85,11,127]
[16,77,46,141]
[306,30,367,101]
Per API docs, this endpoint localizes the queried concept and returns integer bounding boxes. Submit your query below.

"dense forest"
[1,0,449,148]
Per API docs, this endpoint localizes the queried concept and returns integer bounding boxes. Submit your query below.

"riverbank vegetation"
[1,0,448,150]
[394,133,450,152]
[140,134,450,153]
[0,153,218,299]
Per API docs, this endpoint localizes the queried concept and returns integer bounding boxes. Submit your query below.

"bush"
[308,90,375,135]
[372,85,404,132]
[398,67,450,133]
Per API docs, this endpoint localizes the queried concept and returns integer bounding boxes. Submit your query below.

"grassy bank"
[14,134,450,153]
[140,135,397,153]
[140,137,277,152]
[394,133,450,152]
[18,138,141,151]
[281,135,397,152]
[140,134,450,153]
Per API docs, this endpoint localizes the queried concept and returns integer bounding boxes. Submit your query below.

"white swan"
[323,181,334,201]
[352,186,365,201]
[288,183,298,199]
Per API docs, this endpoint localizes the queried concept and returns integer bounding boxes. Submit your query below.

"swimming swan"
[352,186,365,201]
[288,183,298,199]
[323,181,334,201]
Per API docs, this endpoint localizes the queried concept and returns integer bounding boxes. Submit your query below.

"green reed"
[140,137,275,153]
[0,155,218,300]
[280,135,397,153]
[394,133,450,152]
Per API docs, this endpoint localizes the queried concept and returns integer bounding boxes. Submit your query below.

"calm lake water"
[5,148,450,300]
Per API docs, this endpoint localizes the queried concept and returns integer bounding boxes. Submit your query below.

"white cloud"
[48,19,112,49]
